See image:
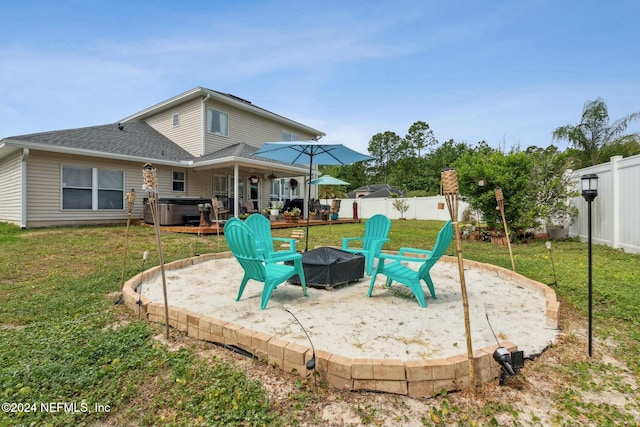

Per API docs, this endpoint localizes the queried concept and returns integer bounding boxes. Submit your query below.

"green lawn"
[1,220,639,426]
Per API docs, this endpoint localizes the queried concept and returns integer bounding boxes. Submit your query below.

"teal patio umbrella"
[309,175,350,186]
[252,141,372,251]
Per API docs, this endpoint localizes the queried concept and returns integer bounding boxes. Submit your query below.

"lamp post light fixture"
[581,173,598,357]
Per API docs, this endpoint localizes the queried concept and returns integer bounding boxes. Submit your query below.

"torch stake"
[120,189,137,287]
[137,250,149,319]
[442,168,475,392]
[143,163,170,340]
[495,188,516,271]
[546,241,558,286]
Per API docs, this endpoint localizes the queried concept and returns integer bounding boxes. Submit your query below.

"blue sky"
[1,0,639,155]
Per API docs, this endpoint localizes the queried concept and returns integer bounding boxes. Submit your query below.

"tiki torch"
[441,167,475,391]
[142,163,170,340]
[120,189,137,287]
[495,188,516,271]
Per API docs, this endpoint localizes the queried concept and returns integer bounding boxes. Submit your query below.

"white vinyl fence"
[327,153,639,254]
[569,154,640,254]
[325,196,469,222]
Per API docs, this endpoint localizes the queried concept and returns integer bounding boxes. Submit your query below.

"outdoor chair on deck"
[341,214,391,275]
[212,198,229,219]
[211,198,229,235]
[244,201,259,214]
[368,220,453,307]
[224,218,308,309]
[244,213,299,258]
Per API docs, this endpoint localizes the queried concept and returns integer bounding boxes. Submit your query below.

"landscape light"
[581,173,599,357]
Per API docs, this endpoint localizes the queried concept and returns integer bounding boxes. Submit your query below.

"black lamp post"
[581,173,598,357]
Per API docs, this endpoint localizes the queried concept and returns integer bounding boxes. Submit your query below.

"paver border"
[122,252,558,397]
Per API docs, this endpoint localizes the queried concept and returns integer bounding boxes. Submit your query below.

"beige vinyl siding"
[23,151,212,227]
[0,151,23,224]
[144,97,202,156]
[186,169,211,199]
[203,100,316,155]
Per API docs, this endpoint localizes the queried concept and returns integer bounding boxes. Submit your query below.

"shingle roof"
[195,142,260,161]
[5,122,195,162]
[347,184,405,198]
[194,142,299,167]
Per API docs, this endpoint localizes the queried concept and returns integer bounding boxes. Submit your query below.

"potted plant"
[291,207,301,222]
[262,207,270,218]
[544,204,578,240]
[283,208,300,223]
[269,201,282,217]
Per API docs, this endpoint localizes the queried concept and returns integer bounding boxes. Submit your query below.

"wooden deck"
[147,217,362,235]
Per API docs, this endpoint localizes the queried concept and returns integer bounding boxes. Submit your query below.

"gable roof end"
[119,87,325,138]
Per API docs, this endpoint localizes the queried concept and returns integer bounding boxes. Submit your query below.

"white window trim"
[172,170,186,192]
[172,113,180,127]
[61,165,124,210]
[282,130,299,141]
[207,108,229,137]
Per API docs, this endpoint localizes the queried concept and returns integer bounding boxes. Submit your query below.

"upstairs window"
[207,108,229,136]
[282,130,299,141]
[172,171,185,192]
[172,113,180,127]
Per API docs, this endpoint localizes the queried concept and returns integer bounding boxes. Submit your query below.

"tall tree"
[422,139,472,195]
[553,98,640,166]
[404,121,437,158]
[318,163,369,191]
[367,131,402,182]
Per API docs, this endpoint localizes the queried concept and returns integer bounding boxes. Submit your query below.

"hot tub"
[143,197,211,226]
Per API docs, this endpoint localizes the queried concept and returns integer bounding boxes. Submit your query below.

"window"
[172,171,185,192]
[98,169,125,209]
[207,108,228,136]
[270,178,300,203]
[62,166,123,210]
[213,174,228,200]
[172,113,180,127]
[282,130,299,141]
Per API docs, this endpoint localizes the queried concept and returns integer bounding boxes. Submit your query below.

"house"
[347,184,405,199]
[0,87,324,228]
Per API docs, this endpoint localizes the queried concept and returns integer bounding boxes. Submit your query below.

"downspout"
[21,148,30,228]
[201,93,211,156]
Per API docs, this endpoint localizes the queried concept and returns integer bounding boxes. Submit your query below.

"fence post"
[611,155,622,249]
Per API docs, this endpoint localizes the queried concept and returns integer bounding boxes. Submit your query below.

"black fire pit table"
[286,247,365,289]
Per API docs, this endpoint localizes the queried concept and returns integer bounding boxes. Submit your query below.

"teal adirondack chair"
[341,214,391,275]
[224,218,308,309]
[244,213,298,259]
[368,220,453,307]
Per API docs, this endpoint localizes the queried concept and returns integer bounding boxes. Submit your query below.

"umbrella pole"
[305,157,313,251]
[442,168,476,393]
